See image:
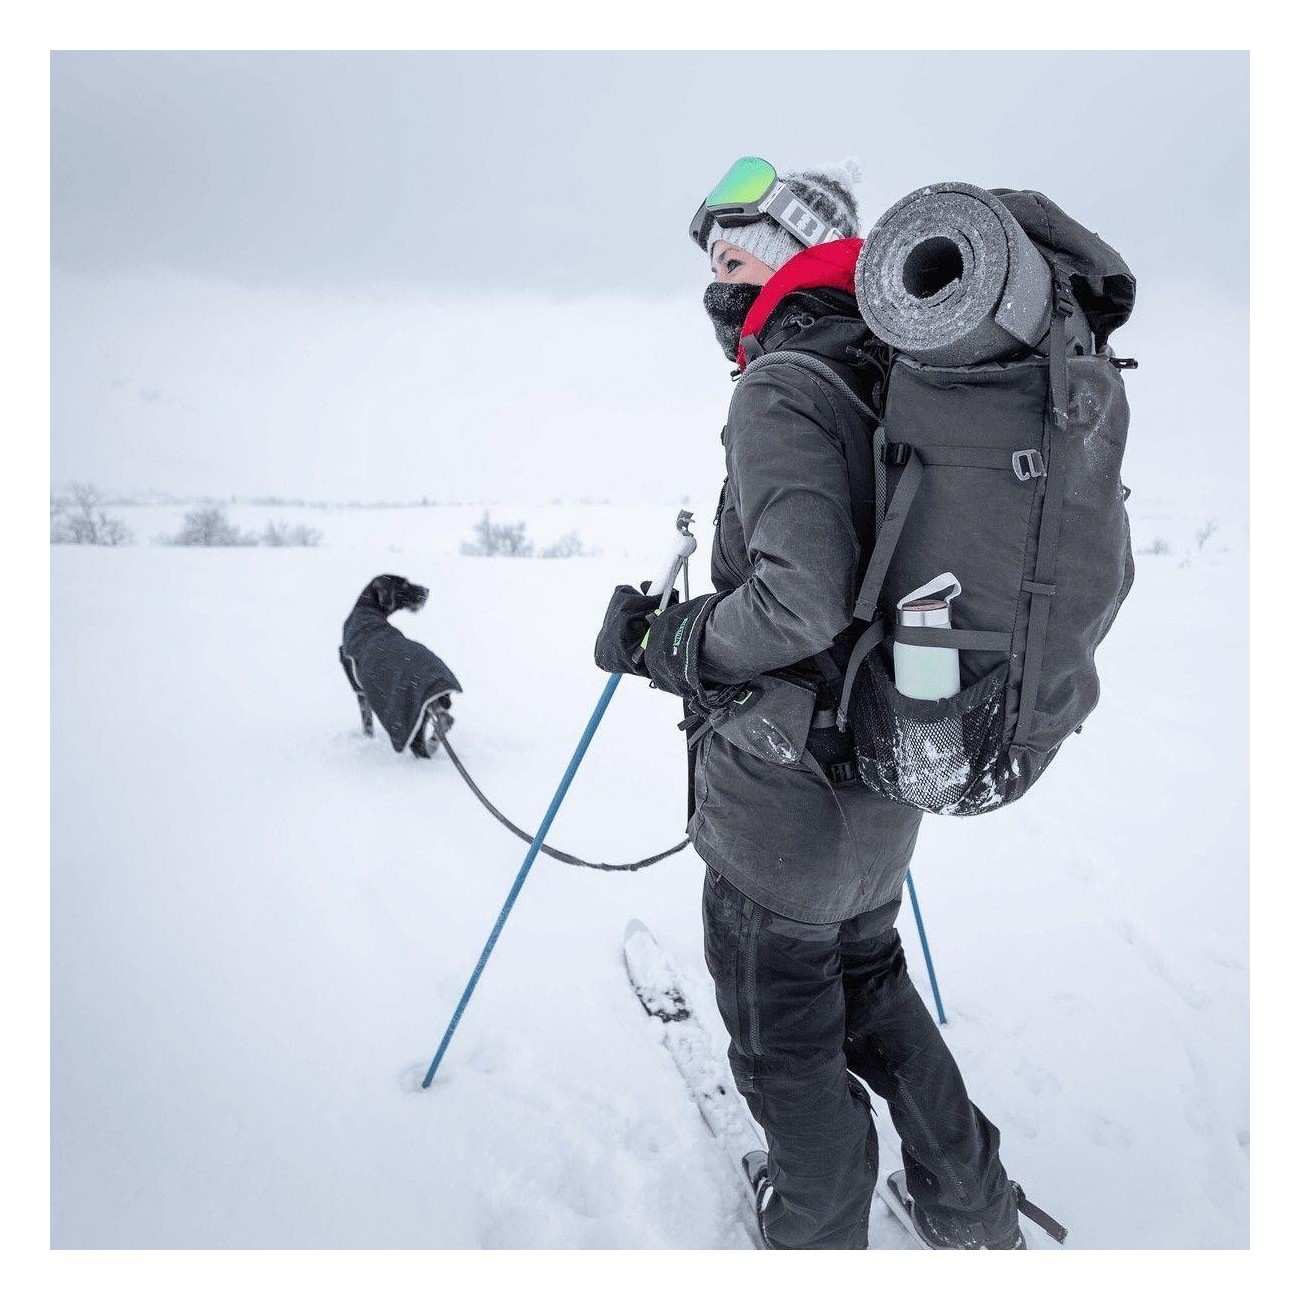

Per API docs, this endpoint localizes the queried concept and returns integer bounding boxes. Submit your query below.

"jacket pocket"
[705,673,817,768]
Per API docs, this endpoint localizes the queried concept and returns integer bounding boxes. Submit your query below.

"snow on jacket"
[687,241,922,924]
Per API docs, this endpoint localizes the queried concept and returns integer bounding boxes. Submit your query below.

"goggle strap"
[759,182,843,248]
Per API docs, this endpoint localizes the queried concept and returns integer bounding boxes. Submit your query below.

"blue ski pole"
[422,512,698,1088]
[905,870,947,1025]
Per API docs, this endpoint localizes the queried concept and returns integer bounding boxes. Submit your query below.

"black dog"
[339,575,462,758]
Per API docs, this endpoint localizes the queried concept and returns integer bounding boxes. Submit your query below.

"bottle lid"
[898,598,952,628]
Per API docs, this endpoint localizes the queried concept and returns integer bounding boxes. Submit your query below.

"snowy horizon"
[52,268,1246,528]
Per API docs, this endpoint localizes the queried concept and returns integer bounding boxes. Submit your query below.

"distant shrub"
[1196,520,1219,552]
[50,482,134,546]
[460,511,534,557]
[260,519,322,547]
[541,529,596,559]
[1139,537,1171,556]
[165,505,258,547]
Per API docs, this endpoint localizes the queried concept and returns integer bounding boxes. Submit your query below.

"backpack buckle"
[1012,448,1045,481]
[880,441,912,467]
[1052,272,1076,316]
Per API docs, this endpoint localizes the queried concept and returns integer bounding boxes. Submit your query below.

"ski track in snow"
[50,501,1248,1247]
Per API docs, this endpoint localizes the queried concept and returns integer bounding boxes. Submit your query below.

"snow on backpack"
[748,183,1137,815]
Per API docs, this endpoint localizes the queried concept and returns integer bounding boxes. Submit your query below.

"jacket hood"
[736,237,864,370]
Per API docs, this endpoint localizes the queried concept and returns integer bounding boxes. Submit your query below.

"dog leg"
[339,649,376,737]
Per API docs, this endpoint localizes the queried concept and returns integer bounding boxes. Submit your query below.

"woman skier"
[595,156,1024,1250]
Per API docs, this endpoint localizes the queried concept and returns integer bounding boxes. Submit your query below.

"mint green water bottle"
[894,573,962,700]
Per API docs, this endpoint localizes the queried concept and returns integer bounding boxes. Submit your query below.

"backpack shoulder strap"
[741,349,876,422]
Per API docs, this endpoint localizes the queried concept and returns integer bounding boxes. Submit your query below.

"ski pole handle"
[646,509,698,611]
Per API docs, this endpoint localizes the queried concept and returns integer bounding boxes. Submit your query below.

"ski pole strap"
[431,711,688,872]
[1014,1183,1069,1243]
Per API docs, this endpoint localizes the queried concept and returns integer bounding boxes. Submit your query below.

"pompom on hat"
[703,159,862,271]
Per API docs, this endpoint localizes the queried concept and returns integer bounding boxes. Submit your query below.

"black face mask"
[703,281,763,362]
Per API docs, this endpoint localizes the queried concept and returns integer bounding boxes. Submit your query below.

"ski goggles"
[688,156,845,253]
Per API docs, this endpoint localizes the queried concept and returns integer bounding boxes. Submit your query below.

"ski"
[622,918,767,1248]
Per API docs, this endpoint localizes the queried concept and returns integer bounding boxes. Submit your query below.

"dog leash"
[430,710,689,873]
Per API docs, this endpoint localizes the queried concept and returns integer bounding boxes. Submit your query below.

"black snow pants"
[702,866,1018,1249]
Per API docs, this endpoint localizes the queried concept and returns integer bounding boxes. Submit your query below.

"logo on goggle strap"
[769,191,827,242]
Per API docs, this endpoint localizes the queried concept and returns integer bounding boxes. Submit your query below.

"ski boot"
[886,1170,1026,1249]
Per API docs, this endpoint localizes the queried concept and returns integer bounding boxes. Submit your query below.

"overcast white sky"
[51,51,1247,503]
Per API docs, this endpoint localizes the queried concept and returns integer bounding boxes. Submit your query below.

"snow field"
[51,499,1247,1247]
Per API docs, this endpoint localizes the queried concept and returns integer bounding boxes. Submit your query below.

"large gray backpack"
[757,184,1136,815]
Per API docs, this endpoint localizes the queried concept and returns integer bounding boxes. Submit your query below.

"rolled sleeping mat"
[855,182,1054,366]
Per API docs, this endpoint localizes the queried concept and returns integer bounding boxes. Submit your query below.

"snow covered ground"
[50,497,1248,1248]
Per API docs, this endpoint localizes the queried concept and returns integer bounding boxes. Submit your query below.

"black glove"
[641,592,723,701]
[594,583,679,677]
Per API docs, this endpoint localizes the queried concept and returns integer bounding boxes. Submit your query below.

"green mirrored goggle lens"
[705,156,778,210]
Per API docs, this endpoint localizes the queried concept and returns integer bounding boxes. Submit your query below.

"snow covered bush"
[541,529,596,558]
[460,511,534,557]
[50,482,133,546]
[260,519,322,547]
[164,505,258,547]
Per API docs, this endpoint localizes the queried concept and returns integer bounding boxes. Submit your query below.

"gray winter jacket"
[687,291,922,924]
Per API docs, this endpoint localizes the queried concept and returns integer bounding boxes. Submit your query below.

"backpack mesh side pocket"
[851,652,1009,814]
